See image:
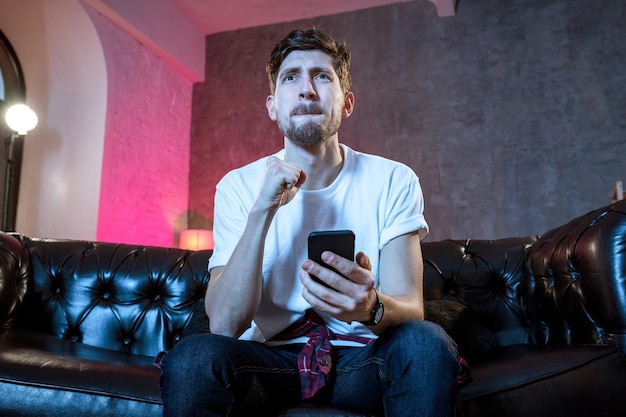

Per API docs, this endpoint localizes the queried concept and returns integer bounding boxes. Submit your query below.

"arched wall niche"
[0,0,107,240]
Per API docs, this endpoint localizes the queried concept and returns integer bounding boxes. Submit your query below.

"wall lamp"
[3,103,38,231]
[179,229,214,250]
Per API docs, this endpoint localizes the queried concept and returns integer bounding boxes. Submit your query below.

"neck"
[284,139,344,190]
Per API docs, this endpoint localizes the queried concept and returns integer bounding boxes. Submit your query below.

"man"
[161,28,461,417]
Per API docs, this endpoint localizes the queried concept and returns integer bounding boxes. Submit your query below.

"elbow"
[415,299,425,320]
[204,284,257,338]
[208,320,250,339]
[205,303,251,339]
[208,323,238,338]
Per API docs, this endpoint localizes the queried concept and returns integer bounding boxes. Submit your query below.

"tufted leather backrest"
[14,237,211,357]
[524,200,626,348]
[4,200,625,357]
[421,237,537,346]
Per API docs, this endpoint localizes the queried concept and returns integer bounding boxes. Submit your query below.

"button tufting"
[154,294,161,302]
[102,292,111,300]
[123,337,131,345]
[71,335,79,343]
[82,243,96,256]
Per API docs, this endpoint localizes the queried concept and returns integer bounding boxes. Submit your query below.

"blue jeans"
[160,320,460,417]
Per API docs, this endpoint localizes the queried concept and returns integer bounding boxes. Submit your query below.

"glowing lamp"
[5,104,38,135]
[179,229,214,250]
[2,104,38,231]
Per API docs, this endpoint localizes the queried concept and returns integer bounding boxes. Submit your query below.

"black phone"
[307,230,355,289]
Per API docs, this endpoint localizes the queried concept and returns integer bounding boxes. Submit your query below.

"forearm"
[205,205,275,338]
[369,232,425,334]
[367,291,424,335]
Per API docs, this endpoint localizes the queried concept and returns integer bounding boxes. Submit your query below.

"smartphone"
[307,230,355,289]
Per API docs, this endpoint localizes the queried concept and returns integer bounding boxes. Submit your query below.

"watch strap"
[359,288,384,326]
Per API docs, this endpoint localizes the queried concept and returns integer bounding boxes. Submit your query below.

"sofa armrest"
[0,232,30,331]
[525,200,626,350]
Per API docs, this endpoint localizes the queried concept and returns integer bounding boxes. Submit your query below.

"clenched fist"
[257,156,307,211]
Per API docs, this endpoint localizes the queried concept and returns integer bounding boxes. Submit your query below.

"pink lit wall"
[88,10,193,247]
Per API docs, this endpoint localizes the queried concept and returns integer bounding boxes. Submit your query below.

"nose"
[299,77,316,100]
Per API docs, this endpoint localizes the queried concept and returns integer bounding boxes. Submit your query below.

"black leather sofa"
[1,200,626,417]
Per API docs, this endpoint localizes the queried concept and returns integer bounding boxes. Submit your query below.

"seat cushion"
[278,403,375,417]
[0,329,162,417]
[459,344,626,417]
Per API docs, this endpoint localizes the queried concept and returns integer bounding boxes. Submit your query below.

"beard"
[278,103,341,146]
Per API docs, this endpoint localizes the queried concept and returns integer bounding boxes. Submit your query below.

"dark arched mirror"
[0,29,26,231]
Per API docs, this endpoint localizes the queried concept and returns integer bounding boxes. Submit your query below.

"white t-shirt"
[208,144,428,345]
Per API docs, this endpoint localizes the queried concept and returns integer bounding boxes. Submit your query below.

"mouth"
[291,104,324,116]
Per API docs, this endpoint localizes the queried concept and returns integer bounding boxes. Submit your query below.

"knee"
[161,333,231,387]
[379,320,459,363]
[160,334,240,415]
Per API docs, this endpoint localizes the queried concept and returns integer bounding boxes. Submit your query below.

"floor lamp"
[3,104,38,231]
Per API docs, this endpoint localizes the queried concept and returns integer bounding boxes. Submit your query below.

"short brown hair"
[266,28,352,94]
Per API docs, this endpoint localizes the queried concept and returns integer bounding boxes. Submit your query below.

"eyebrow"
[278,65,333,79]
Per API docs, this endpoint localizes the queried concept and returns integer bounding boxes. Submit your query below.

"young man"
[161,28,461,417]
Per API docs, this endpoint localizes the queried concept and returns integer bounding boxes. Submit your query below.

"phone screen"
[307,230,355,288]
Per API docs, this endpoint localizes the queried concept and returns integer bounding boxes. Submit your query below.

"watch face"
[374,303,384,323]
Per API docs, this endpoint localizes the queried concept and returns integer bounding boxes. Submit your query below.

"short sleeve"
[378,166,428,248]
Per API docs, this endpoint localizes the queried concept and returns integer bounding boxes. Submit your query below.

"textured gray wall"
[189,0,626,242]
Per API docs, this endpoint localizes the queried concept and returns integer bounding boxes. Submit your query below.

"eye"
[281,74,297,84]
[316,73,331,81]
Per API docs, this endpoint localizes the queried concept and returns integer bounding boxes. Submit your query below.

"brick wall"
[90,11,193,247]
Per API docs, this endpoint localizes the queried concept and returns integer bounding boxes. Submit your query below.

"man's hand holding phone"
[307,230,355,289]
[301,230,379,325]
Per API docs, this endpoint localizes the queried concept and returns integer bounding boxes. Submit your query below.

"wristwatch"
[360,288,384,326]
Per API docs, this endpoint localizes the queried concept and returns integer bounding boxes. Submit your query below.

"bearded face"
[277,102,342,146]
[266,50,353,147]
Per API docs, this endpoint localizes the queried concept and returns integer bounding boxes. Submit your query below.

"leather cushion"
[0,329,162,408]
[458,344,626,417]
[425,300,500,363]
[421,237,537,347]
[279,403,375,417]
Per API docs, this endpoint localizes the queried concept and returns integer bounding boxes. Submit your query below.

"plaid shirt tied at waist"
[271,308,375,399]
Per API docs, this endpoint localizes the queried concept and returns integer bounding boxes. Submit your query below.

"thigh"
[328,321,460,417]
[162,334,304,416]
[224,339,304,415]
[328,343,386,415]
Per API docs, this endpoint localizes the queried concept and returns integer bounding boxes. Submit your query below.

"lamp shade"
[179,229,214,250]
[5,104,38,135]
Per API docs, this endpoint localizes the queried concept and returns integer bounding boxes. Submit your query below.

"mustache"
[291,103,324,116]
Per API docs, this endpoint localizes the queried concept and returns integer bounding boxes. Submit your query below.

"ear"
[266,95,277,121]
[342,91,355,118]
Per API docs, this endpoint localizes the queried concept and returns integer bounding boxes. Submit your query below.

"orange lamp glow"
[179,229,214,250]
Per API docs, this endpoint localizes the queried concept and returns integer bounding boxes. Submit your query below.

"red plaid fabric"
[272,309,374,399]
